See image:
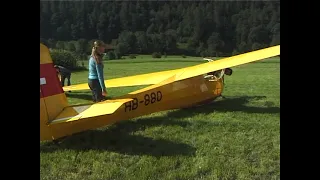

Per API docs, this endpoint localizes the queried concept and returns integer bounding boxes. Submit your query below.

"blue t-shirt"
[88,56,106,91]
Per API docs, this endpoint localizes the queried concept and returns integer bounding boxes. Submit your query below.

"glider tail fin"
[40,43,69,140]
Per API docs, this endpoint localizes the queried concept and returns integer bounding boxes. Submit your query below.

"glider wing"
[62,45,280,91]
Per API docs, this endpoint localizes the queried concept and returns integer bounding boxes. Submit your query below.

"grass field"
[40,55,280,180]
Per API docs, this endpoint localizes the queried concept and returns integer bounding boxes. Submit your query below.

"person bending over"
[54,65,72,87]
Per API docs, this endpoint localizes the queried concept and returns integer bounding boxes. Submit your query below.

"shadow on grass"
[40,95,278,156]
[66,92,112,102]
[66,92,94,101]
[167,95,280,118]
[40,118,196,157]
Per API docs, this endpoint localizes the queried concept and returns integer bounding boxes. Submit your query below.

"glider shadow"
[167,95,280,119]
[40,95,278,156]
[40,117,196,157]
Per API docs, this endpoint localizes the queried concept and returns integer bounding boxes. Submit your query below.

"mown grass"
[40,55,280,180]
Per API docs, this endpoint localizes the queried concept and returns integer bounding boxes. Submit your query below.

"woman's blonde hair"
[91,40,106,64]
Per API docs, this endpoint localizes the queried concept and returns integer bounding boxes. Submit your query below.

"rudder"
[40,43,69,140]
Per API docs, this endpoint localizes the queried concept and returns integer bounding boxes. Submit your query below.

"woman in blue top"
[88,40,107,102]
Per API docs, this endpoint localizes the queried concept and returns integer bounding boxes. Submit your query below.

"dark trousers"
[88,79,103,102]
[61,74,71,87]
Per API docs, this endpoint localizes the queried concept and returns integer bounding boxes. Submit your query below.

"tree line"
[40,1,280,57]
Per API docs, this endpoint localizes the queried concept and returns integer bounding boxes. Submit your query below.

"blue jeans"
[88,79,103,102]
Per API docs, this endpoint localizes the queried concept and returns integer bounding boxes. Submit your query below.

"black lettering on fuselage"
[132,98,138,110]
[144,94,150,106]
[124,98,139,112]
[124,91,163,112]
[124,101,132,112]
[150,92,156,104]
[157,91,162,101]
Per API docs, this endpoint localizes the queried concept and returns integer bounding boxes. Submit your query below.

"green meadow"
[40,55,280,180]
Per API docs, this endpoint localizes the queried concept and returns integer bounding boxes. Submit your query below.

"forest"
[40,1,280,57]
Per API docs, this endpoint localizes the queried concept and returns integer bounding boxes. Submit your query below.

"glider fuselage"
[41,74,224,141]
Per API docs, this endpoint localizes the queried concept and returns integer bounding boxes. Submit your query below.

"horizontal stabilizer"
[50,98,132,124]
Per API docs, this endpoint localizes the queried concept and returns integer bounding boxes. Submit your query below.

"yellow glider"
[41,43,280,142]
